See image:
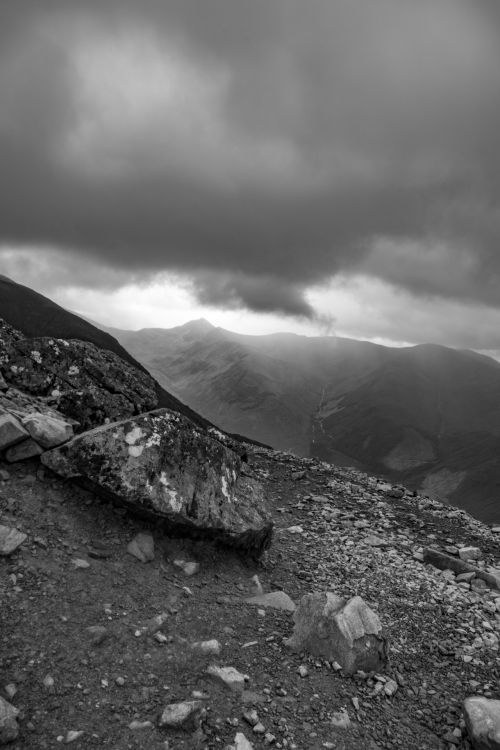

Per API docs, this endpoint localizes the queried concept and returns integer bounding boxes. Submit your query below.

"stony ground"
[2,447,500,749]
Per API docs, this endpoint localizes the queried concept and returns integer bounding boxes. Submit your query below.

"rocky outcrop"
[284,592,387,674]
[41,409,273,555]
[0,318,158,431]
[0,385,75,463]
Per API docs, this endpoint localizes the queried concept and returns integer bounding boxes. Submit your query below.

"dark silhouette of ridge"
[0,275,212,430]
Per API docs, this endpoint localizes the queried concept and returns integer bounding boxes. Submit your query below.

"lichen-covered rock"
[0,318,158,430]
[41,409,273,554]
[464,696,500,749]
[284,592,387,674]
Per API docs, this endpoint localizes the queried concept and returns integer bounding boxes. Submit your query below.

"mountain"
[0,276,214,430]
[104,319,500,522]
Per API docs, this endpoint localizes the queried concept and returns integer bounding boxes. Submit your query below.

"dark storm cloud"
[2,0,500,317]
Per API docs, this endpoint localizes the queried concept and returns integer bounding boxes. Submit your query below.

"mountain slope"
[106,320,500,522]
[0,276,214,430]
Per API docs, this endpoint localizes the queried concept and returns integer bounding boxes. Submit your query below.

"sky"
[2,1,500,356]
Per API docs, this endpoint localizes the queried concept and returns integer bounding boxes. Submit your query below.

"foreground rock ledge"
[41,409,273,555]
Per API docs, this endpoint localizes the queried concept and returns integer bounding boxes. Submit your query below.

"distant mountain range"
[102,318,500,523]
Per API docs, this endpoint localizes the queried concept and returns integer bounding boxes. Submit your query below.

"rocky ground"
[2,447,500,749]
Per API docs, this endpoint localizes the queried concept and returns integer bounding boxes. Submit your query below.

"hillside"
[2,444,500,748]
[0,277,216,432]
[106,321,500,523]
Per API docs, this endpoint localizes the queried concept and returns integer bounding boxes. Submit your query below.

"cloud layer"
[2,1,500,320]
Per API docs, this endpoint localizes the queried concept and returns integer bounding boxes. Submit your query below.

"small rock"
[0,695,19,744]
[86,626,108,645]
[71,558,90,569]
[129,720,153,730]
[22,413,73,449]
[158,701,204,730]
[253,722,265,734]
[0,413,29,451]
[127,532,155,563]
[173,559,199,576]
[291,470,306,480]
[285,526,304,535]
[459,547,482,562]
[4,685,16,701]
[5,438,43,463]
[231,733,254,750]
[0,524,28,556]
[298,665,308,678]
[384,679,398,697]
[207,665,247,692]
[243,710,259,727]
[331,709,350,729]
[246,591,296,612]
[43,674,55,693]
[192,640,221,656]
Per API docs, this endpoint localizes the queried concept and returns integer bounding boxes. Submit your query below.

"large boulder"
[284,592,387,674]
[41,409,273,555]
[464,696,500,749]
[0,318,158,430]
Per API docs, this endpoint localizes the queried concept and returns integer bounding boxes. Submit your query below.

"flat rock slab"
[207,665,247,692]
[0,525,27,556]
[464,696,500,749]
[245,591,296,612]
[22,412,74,449]
[42,409,273,555]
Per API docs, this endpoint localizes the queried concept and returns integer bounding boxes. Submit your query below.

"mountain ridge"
[100,319,500,523]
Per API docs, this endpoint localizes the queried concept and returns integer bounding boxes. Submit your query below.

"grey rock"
[459,546,482,562]
[158,700,204,730]
[245,591,296,612]
[5,438,43,463]
[207,665,247,692]
[0,696,19,744]
[284,592,387,675]
[0,413,28,451]
[127,532,155,563]
[22,413,73,449]
[0,525,27,556]
[42,409,273,555]
[464,696,500,749]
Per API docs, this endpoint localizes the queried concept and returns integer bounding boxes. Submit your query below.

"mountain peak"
[183,318,215,331]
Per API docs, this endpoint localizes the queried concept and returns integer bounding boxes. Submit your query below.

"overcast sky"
[2,1,500,355]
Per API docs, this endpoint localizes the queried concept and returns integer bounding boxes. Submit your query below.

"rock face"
[42,409,273,555]
[0,318,158,431]
[284,592,387,674]
[463,696,500,749]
